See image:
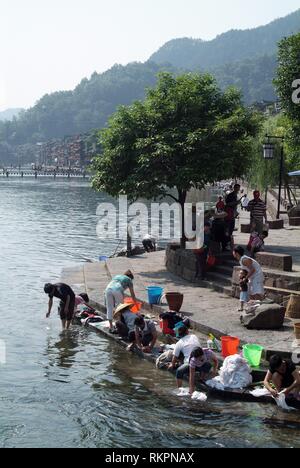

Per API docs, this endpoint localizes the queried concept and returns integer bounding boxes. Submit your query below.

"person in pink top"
[74,293,94,313]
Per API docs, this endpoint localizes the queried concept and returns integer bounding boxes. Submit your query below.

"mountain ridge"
[149,9,300,69]
[0,9,299,150]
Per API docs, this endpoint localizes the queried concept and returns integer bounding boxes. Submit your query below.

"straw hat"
[113,302,133,320]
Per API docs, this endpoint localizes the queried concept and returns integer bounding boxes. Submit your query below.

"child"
[216,196,225,213]
[249,231,268,258]
[239,270,249,312]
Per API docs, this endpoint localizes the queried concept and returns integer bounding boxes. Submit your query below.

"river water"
[0,178,299,448]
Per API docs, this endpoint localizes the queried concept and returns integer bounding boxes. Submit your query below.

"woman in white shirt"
[233,246,265,301]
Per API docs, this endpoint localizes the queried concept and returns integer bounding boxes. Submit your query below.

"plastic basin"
[243,344,264,367]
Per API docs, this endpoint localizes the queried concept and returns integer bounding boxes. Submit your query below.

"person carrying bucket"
[104,270,138,333]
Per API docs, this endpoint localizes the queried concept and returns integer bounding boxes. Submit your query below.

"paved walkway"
[61,195,300,356]
[62,251,297,355]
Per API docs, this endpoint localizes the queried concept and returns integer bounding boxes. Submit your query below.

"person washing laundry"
[44,282,76,330]
[168,323,200,388]
[142,234,157,253]
[104,270,138,333]
[264,355,300,399]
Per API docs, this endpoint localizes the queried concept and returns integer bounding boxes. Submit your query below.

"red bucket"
[221,336,240,358]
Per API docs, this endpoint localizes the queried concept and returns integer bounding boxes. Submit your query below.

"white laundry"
[176,387,190,397]
[250,388,270,397]
[165,344,176,351]
[176,388,207,402]
[191,392,208,402]
[207,354,252,390]
[276,393,297,411]
[206,377,226,391]
[250,387,296,411]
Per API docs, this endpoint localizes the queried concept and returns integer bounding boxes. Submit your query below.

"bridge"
[1,168,90,179]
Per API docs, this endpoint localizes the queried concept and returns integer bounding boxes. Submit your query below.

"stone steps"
[213,264,235,276]
[206,271,232,287]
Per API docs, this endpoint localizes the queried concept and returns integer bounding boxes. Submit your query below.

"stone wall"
[165,244,197,283]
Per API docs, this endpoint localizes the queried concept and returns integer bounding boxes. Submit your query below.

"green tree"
[248,114,286,191]
[274,33,300,120]
[92,72,260,247]
[274,33,300,173]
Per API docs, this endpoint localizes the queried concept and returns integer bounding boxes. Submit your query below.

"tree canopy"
[274,33,300,170]
[92,72,260,246]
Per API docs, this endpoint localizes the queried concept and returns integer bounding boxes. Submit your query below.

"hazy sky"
[0,0,299,110]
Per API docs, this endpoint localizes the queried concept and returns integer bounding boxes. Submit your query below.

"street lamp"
[263,142,275,160]
[263,135,285,220]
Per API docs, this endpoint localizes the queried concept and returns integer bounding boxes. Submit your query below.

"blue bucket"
[147,286,163,305]
[99,256,108,262]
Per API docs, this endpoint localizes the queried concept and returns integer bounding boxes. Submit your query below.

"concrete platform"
[62,252,298,356]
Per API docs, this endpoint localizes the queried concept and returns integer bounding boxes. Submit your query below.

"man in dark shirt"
[225,183,241,242]
[44,283,76,330]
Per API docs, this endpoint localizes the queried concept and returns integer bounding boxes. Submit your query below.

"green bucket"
[243,344,264,367]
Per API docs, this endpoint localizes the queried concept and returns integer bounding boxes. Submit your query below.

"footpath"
[62,192,300,357]
[62,255,297,357]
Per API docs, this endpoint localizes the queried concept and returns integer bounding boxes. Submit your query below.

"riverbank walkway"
[62,195,300,356]
[62,257,297,357]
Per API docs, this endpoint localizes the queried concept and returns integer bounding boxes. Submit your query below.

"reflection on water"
[0,178,299,448]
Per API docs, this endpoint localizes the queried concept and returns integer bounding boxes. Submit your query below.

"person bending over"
[264,354,300,399]
[104,270,137,332]
[168,323,200,388]
[134,315,158,354]
[44,282,75,330]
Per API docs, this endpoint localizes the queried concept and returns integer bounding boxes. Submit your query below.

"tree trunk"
[178,189,187,249]
[127,226,132,257]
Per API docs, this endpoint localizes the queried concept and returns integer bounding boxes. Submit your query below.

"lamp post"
[263,135,285,220]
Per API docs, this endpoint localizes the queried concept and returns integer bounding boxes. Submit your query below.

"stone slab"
[256,252,293,272]
[268,219,284,230]
[289,218,300,226]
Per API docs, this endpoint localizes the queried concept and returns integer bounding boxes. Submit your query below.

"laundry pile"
[206,354,252,390]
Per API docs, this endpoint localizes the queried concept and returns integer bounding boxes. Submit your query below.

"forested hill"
[149,9,300,69]
[0,108,23,121]
[1,9,299,150]
[0,62,175,146]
